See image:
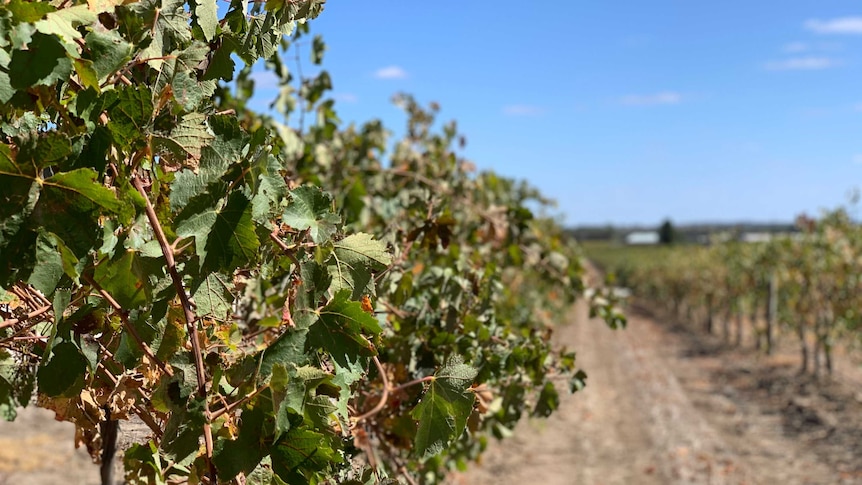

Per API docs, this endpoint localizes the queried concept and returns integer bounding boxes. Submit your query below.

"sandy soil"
[3,300,862,485]
[455,301,862,485]
[0,406,102,484]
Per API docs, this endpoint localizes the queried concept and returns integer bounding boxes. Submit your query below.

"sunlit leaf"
[194,0,218,42]
[93,249,157,309]
[328,233,391,299]
[307,290,382,367]
[152,112,214,161]
[282,185,340,244]
[176,191,259,271]
[411,359,477,458]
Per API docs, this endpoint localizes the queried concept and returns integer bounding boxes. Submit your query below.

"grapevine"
[615,209,862,378]
[0,1,620,483]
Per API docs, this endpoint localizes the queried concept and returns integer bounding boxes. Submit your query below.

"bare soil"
[454,302,862,485]
[3,300,862,485]
[0,405,101,484]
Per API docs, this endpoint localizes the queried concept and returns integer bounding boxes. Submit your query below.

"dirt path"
[455,301,862,485]
[0,406,100,484]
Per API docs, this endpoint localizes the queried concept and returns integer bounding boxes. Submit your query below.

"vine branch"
[209,384,270,421]
[83,274,173,378]
[131,174,215,474]
[0,304,51,330]
[353,356,390,423]
[353,358,435,424]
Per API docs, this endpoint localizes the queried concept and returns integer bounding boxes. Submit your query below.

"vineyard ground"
[2,300,862,484]
[455,300,862,485]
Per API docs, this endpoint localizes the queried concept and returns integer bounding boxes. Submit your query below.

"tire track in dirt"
[456,300,755,485]
[455,289,862,485]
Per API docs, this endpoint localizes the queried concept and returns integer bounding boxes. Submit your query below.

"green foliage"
[0,2,617,483]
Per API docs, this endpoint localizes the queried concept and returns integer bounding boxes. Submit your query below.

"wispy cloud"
[783,42,809,53]
[763,57,841,70]
[502,104,545,116]
[618,91,683,106]
[374,65,408,80]
[855,103,862,112]
[334,93,358,103]
[249,70,280,90]
[782,41,842,53]
[853,154,862,165]
[805,17,862,35]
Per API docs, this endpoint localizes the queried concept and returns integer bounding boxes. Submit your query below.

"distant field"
[580,241,703,287]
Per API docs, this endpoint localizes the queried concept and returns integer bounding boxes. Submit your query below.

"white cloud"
[249,70,280,90]
[853,154,862,165]
[805,17,862,34]
[855,103,862,112]
[374,65,408,80]
[817,41,844,51]
[782,41,842,53]
[763,57,841,70]
[618,91,683,106]
[783,42,809,53]
[502,104,545,116]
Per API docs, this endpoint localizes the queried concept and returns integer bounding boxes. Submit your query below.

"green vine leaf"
[307,289,382,367]
[259,330,309,379]
[43,168,127,216]
[270,364,331,441]
[8,33,71,89]
[73,58,99,91]
[190,272,234,321]
[271,427,339,482]
[169,115,247,212]
[176,190,259,271]
[83,28,133,81]
[282,185,340,244]
[203,43,235,81]
[33,5,96,49]
[411,359,477,459]
[37,342,88,397]
[152,112,214,162]
[138,0,192,71]
[251,154,288,224]
[328,233,391,299]
[107,86,154,149]
[331,359,364,424]
[16,131,72,168]
[246,457,289,485]
[27,231,65,296]
[193,0,218,42]
[6,0,56,23]
[213,401,271,481]
[532,381,560,418]
[93,250,157,309]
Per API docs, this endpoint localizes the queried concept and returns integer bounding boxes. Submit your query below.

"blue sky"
[250,1,862,226]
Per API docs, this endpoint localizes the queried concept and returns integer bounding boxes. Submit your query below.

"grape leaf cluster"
[0,1,620,483]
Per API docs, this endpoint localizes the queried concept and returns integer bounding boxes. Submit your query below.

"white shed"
[625,231,660,245]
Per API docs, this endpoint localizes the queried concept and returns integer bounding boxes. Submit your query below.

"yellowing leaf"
[35,5,97,48]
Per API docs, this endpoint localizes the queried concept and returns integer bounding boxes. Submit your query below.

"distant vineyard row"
[587,210,862,377]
